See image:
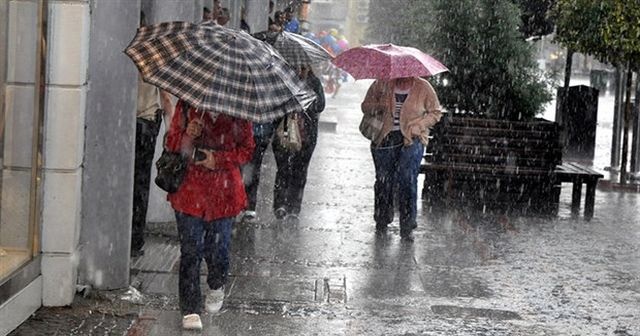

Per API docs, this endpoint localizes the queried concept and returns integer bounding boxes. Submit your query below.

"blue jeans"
[175,212,233,315]
[371,132,424,233]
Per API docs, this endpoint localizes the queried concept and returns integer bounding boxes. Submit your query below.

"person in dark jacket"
[272,65,325,220]
[165,100,254,330]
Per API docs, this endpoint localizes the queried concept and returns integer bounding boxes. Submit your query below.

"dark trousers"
[176,212,233,315]
[370,131,424,233]
[131,114,161,252]
[272,116,319,214]
[243,122,275,211]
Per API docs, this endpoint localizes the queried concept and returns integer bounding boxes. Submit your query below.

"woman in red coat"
[165,100,254,330]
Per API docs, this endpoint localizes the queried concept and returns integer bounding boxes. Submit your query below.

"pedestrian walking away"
[243,28,331,224]
[125,19,315,331]
[360,77,442,240]
[131,11,174,258]
[272,65,326,221]
[164,100,255,330]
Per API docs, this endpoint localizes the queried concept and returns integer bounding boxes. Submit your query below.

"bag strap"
[162,101,190,149]
[283,115,289,133]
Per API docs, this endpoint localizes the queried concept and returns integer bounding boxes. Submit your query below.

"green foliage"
[512,0,556,38]
[552,0,640,68]
[401,0,552,120]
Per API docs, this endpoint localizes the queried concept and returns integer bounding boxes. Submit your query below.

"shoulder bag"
[154,107,189,193]
[276,113,303,152]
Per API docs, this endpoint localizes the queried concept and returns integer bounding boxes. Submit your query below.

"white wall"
[41,0,91,306]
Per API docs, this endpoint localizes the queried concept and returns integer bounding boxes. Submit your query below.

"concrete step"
[318,106,338,132]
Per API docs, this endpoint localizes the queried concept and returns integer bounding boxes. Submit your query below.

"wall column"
[40,0,90,305]
[246,0,269,33]
[77,0,140,290]
[144,0,206,224]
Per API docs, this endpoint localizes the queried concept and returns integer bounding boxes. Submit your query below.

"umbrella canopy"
[273,31,334,66]
[253,31,333,67]
[332,43,448,80]
[125,21,316,123]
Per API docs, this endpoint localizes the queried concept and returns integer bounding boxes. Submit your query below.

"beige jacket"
[361,77,442,146]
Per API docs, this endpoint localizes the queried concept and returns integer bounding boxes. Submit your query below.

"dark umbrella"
[125,21,315,123]
[273,31,334,66]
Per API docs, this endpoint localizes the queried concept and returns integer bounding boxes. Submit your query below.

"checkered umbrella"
[124,21,316,123]
[271,31,334,66]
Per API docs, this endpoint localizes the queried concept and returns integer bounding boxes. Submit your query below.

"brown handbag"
[359,110,385,141]
[276,113,303,151]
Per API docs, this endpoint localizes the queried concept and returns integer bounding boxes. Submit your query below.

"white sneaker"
[244,210,257,219]
[205,286,225,313]
[182,313,202,330]
[242,210,258,223]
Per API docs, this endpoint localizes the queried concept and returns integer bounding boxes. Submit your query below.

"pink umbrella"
[332,43,448,80]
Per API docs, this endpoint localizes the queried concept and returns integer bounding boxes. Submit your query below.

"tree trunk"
[556,48,573,127]
[620,65,633,184]
[610,68,624,168]
[631,74,640,174]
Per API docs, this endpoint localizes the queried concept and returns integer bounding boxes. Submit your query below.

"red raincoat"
[165,101,255,221]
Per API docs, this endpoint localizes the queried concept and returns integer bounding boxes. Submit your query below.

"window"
[0,0,44,283]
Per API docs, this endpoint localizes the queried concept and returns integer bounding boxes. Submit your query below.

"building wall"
[0,1,6,142]
[79,0,205,290]
[144,0,205,224]
[41,0,91,305]
[245,0,269,33]
[78,0,140,290]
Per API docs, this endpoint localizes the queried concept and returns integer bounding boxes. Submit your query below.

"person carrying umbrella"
[272,64,325,221]
[125,21,315,330]
[243,30,332,222]
[166,100,254,328]
[361,77,441,240]
[335,44,447,241]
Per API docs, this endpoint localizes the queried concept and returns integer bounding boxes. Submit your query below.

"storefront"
[0,0,48,334]
[0,1,274,334]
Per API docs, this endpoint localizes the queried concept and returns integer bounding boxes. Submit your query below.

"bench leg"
[585,180,597,220]
[550,182,561,216]
[571,180,582,217]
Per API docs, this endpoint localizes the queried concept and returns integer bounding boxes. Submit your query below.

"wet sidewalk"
[11,80,640,335]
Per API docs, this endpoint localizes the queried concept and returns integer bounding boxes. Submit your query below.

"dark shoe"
[284,213,299,225]
[375,222,388,233]
[274,207,287,219]
[400,233,414,242]
[130,248,145,258]
[400,228,414,242]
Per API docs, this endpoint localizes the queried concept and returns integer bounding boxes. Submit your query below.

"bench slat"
[445,126,560,140]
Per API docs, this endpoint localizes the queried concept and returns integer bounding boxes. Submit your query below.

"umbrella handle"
[282,115,289,134]
[196,108,205,122]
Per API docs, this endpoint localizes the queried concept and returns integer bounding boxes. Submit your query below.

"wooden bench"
[421,115,603,219]
[554,162,603,219]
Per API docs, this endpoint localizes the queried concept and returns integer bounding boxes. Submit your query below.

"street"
[11,80,640,336]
